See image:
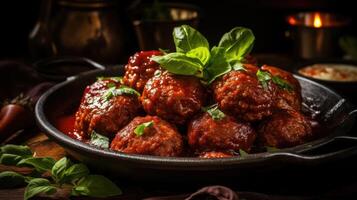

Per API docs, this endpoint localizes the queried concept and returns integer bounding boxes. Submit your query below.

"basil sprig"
[152,25,255,84]
[134,121,154,136]
[104,85,140,101]
[256,69,294,91]
[202,104,226,120]
[90,131,109,149]
[0,144,121,199]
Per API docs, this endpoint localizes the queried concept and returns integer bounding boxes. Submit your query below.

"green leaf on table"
[51,157,72,183]
[256,69,271,90]
[202,104,226,120]
[0,154,23,165]
[90,131,109,149]
[173,25,209,53]
[151,52,204,77]
[72,175,122,197]
[134,121,154,137]
[24,178,57,200]
[0,145,32,158]
[204,46,232,84]
[17,157,56,173]
[218,27,255,62]
[0,171,26,188]
[63,163,90,183]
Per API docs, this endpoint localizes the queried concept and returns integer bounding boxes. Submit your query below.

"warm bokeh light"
[313,13,322,28]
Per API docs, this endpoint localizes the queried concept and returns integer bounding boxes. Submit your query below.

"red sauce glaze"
[55,115,84,141]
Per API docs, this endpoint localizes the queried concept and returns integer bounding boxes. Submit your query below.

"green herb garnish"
[104,86,140,101]
[239,149,249,157]
[0,144,121,199]
[134,121,154,136]
[152,25,255,84]
[202,104,226,120]
[256,70,293,91]
[256,70,271,90]
[90,131,109,149]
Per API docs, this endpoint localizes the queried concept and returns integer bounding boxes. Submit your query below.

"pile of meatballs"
[74,50,315,158]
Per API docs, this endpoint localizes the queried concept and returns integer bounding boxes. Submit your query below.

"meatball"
[188,112,256,153]
[110,116,183,157]
[141,72,206,125]
[212,65,277,121]
[199,151,234,159]
[75,78,141,138]
[258,109,313,148]
[261,65,302,111]
[123,50,162,92]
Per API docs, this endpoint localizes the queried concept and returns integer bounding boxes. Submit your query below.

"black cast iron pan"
[35,65,357,181]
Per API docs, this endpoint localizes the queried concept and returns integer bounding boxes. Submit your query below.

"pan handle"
[267,136,357,164]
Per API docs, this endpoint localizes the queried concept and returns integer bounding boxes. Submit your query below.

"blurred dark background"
[0,0,356,62]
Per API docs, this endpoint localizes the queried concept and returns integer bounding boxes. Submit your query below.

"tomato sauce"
[55,115,84,141]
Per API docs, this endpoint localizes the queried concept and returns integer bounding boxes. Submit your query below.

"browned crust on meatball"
[212,66,277,121]
[110,116,183,157]
[258,109,313,148]
[75,79,141,138]
[188,112,256,153]
[261,65,302,111]
[123,50,162,92]
[141,72,206,125]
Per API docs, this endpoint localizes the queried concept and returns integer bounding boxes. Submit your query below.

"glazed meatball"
[261,65,302,111]
[212,65,277,121]
[110,116,183,157]
[258,109,313,148]
[199,151,234,159]
[141,72,206,125]
[188,112,256,153]
[75,78,141,138]
[123,50,162,92]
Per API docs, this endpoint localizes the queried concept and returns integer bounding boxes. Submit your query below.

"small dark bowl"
[293,60,357,103]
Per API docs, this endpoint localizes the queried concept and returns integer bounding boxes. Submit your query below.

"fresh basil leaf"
[17,157,56,173]
[90,131,109,149]
[173,25,209,53]
[51,157,72,183]
[134,121,154,136]
[0,154,23,165]
[186,47,211,65]
[256,70,271,90]
[104,86,140,101]
[151,52,204,77]
[63,163,90,183]
[266,146,280,152]
[202,104,225,120]
[271,76,294,91]
[24,178,57,200]
[107,82,116,88]
[159,48,169,54]
[204,46,232,84]
[239,149,249,157]
[231,60,246,71]
[72,175,122,197]
[0,145,32,158]
[218,27,255,61]
[0,171,26,188]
